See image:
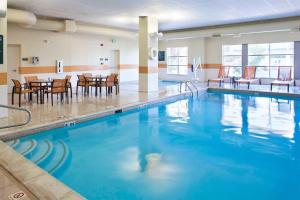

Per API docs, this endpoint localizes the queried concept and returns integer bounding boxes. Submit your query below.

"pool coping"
[207,87,300,98]
[0,90,195,200]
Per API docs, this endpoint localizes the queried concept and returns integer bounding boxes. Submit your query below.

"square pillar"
[139,16,158,92]
[0,0,7,118]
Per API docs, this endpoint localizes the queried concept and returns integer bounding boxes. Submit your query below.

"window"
[222,45,242,77]
[248,42,294,78]
[167,47,188,75]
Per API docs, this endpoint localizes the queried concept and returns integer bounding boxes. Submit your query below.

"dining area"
[11,73,120,107]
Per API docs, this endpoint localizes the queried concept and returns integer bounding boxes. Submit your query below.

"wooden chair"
[100,74,118,95]
[24,76,39,90]
[271,67,294,92]
[65,75,72,98]
[208,66,230,87]
[76,75,87,95]
[111,73,120,94]
[11,79,33,107]
[83,73,98,95]
[235,66,258,89]
[47,79,68,106]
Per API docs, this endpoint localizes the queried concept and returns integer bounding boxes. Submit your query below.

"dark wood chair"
[111,73,120,94]
[76,75,87,95]
[101,74,118,95]
[11,79,34,107]
[83,73,97,95]
[47,79,68,106]
[65,75,72,98]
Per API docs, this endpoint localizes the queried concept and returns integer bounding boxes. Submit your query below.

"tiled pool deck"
[1,82,300,199]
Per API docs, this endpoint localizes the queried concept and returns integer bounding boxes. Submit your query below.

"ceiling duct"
[7,8,37,27]
[7,8,137,38]
[0,0,6,18]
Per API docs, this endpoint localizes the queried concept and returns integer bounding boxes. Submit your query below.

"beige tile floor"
[0,165,37,200]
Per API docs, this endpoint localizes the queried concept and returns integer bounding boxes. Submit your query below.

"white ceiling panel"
[7,0,300,31]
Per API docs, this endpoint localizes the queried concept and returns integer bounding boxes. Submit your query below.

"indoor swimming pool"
[6,91,300,200]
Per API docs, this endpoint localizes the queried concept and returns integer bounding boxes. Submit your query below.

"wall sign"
[158,51,165,62]
[0,35,3,64]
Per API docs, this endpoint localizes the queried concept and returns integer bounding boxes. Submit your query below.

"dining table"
[29,79,51,104]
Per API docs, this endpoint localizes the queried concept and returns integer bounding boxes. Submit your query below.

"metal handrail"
[0,104,32,129]
[179,81,194,97]
[189,81,199,97]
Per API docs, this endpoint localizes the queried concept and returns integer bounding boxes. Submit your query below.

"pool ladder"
[179,81,199,97]
[0,104,32,129]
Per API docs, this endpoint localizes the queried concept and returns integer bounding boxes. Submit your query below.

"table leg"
[270,83,273,91]
[95,79,98,96]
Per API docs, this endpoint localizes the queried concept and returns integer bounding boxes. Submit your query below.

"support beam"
[0,0,7,118]
[139,16,159,92]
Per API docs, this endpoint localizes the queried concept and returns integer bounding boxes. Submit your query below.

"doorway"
[7,44,21,93]
[110,50,120,73]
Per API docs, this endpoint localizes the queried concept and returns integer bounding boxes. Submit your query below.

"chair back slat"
[51,79,67,93]
[278,67,292,81]
[244,66,256,79]
[25,76,39,86]
[106,74,115,82]
[65,75,72,82]
[83,73,92,78]
[77,75,85,82]
[12,79,22,93]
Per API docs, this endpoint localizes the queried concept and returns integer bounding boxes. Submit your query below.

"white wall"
[158,38,206,81]
[7,24,138,86]
[159,30,300,82]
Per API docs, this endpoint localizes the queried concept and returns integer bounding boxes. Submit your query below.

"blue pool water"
[7,92,300,200]
[159,80,179,87]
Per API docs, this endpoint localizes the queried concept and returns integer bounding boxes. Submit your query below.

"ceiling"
[7,0,300,31]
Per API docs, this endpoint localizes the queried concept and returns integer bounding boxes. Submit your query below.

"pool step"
[29,140,54,165]
[42,141,70,174]
[6,139,20,148]
[15,140,37,156]
[6,139,70,176]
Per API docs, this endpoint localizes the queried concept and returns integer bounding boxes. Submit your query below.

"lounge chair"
[271,67,294,92]
[235,66,258,89]
[207,66,230,87]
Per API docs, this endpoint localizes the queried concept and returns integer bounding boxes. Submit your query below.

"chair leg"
[19,93,21,107]
[70,84,72,98]
[12,92,14,105]
[51,93,53,106]
[270,84,273,91]
[76,84,79,96]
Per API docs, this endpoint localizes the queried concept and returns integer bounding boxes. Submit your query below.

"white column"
[0,0,7,118]
[139,16,158,92]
